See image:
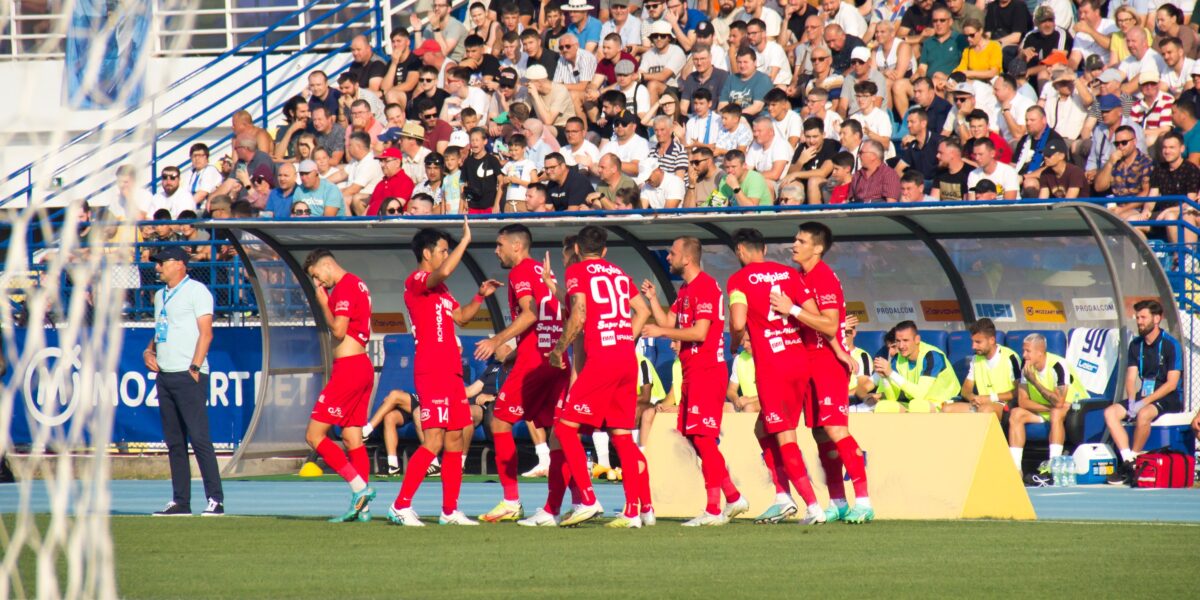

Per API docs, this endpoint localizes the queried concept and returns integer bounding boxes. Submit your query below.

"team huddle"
[300,218,871,527]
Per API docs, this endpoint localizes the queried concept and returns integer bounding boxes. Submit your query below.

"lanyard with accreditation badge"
[155,276,189,344]
[1137,336,1164,399]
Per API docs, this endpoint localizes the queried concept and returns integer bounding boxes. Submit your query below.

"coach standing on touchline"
[143,246,225,517]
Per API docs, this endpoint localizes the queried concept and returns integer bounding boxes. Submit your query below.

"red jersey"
[564,258,636,362]
[798,260,847,354]
[404,269,462,375]
[508,257,564,360]
[328,272,372,348]
[670,271,726,372]
[726,261,813,364]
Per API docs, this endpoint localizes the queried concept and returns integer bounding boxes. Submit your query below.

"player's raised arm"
[427,216,473,290]
[770,290,839,338]
[550,292,586,369]
[639,279,675,328]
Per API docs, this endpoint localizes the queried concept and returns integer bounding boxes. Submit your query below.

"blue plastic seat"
[1002,329,1067,358]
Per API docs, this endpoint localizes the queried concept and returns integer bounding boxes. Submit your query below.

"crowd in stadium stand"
[104,0,1200,231]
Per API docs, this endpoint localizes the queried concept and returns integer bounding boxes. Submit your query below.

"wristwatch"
[189,364,201,374]
[731,187,741,194]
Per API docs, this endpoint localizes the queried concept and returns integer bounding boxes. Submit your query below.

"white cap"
[448,130,469,148]
[650,21,674,37]
[525,64,549,81]
[850,46,870,63]
[954,81,975,96]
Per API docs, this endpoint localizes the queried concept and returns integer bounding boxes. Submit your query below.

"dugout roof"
[214,202,1178,475]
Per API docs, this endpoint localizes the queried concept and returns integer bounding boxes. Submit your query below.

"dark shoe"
[201,498,225,517]
[153,501,192,517]
[1106,460,1134,486]
[426,462,442,477]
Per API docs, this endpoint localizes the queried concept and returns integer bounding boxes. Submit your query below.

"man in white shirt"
[1159,36,1193,98]
[150,166,196,218]
[1070,0,1117,69]
[742,0,783,41]
[1118,27,1170,95]
[849,81,895,160]
[601,0,642,50]
[821,0,867,39]
[1040,67,1091,144]
[685,88,723,149]
[640,21,687,104]
[600,111,652,176]
[994,74,1035,144]
[967,139,1021,199]
[764,88,802,148]
[639,165,686,208]
[184,144,223,211]
[746,17,791,87]
[559,116,602,179]
[441,66,491,127]
[343,131,383,213]
[744,117,791,185]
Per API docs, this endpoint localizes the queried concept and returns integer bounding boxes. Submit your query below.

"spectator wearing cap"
[604,59,651,122]
[955,18,1002,84]
[640,21,686,105]
[382,28,422,108]
[244,164,276,210]
[1086,93,1147,179]
[967,138,1021,199]
[343,131,383,215]
[525,63,577,131]
[984,0,1032,47]
[347,34,388,94]
[1118,27,1170,96]
[411,0,466,63]
[781,117,839,204]
[214,137,276,201]
[542,151,594,211]
[305,71,341,125]
[1156,5,1198,60]
[895,108,941,184]
[1157,36,1193,99]
[520,29,559,81]
[602,0,643,51]
[293,159,344,216]
[345,99,384,150]
[1096,68,1134,116]
[413,39,453,90]
[561,0,601,53]
[931,137,972,200]
[600,111,651,176]
[720,47,773,118]
[638,161,686,209]
[462,127,504,213]
[918,6,967,80]
[1013,105,1067,181]
[1130,68,1176,147]
[994,74,1035,143]
[1070,0,1117,69]
[414,152,452,213]
[394,123,429,186]
[1039,68,1092,157]
[1037,138,1088,198]
[718,149,772,206]
[745,18,790,88]
[1174,101,1200,165]
[264,162,298,219]
[943,79,999,142]
[1094,125,1153,213]
[366,147,415,215]
[694,20,728,72]
[336,72,386,126]
[1149,131,1200,244]
[970,178,1000,200]
[205,195,232,220]
[1021,6,1073,89]
[310,105,347,165]
[839,46,890,117]
[679,43,728,115]
[150,166,194,219]
[848,140,901,203]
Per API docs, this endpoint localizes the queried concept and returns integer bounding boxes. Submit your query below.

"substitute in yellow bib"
[1007,333,1088,475]
[943,318,1021,418]
[873,321,960,413]
[844,317,875,405]
[726,336,760,412]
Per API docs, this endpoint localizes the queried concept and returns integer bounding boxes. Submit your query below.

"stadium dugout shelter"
[213,202,1181,520]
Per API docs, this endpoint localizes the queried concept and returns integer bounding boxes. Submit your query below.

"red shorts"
[559,358,638,430]
[415,371,472,430]
[311,354,374,427]
[467,207,493,215]
[756,358,810,435]
[495,358,569,429]
[677,365,727,438]
[805,351,850,428]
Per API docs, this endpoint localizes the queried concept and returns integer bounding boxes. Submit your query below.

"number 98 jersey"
[565,258,637,362]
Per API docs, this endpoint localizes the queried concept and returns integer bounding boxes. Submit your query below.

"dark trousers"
[156,371,223,505]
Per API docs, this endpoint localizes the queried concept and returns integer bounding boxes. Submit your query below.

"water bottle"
[1066,454,1077,487]
[586,451,594,475]
[1052,456,1065,487]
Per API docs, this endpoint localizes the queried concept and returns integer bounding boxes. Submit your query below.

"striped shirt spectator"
[1130,87,1175,144]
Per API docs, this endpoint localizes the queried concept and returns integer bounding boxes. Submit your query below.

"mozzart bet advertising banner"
[5,327,262,445]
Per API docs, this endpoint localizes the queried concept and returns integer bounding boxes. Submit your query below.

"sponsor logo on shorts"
[1021,299,1067,323]
[689,405,700,414]
[1072,297,1117,321]
[702,416,718,429]
[822,396,832,406]
[765,412,782,424]
[317,394,325,404]
[420,408,431,421]
[326,406,344,419]
[576,404,592,415]
[838,404,848,416]
[973,300,1016,322]
[508,405,524,417]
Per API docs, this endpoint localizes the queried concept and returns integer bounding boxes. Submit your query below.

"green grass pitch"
[8,516,1199,598]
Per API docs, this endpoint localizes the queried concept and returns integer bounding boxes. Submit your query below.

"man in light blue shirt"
[1086,94,1146,173]
[293,159,346,216]
[563,1,602,53]
[143,246,224,516]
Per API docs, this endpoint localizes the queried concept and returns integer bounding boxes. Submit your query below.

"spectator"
[412,0,466,62]
[559,116,601,177]
[1012,105,1066,179]
[1130,69,1176,147]
[839,119,865,171]
[910,76,952,136]
[823,151,855,204]
[306,70,341,122]
[525,63,577,131]
[343,132,383,215]
[608,59,652,122]
[931,138,972,200]
[649,114,688,178]
[897,0,935,41]
[898,170,934,202]
[184,143,223,212]
[460,34,502,89]
[593,33,639,93]
[293,159,344,216]
[684,146,723,207]
[679,44,728,115]
[955,17,1002,84]
[1094,125,1153,213]
[310,105,346,165]
[382,28,422,107]
[406,65,451,120]
[849,81,894,159]
[745,116,791,186]
[214,137,275,201]
[176,211,211,262]
[870,20,912,117]
[519,117,557,166]
[1104,300,1184,485]
[1157,36,1192,99]
[602,0,642,50]
[413,152,450,213]
[782,117,839,204]
[960,110,1013,167]
[994,74,1035,143]
[638,0,671,55]
[967,138,1020,199]
[337,72,386,125]
[917,7,967,80]
[244,164,275,210]
[1037,138,1087,198]
[399,123,431,186]
[542,152,592,211]
[406,193,436,215]
[312,147,346,185]
[804,45,844,109]
[637,21,686,105]
[561,0,601,53]
[944,0,983,35]
[554,34,597,123]
[984,0,1032,47]
[498,31,528,77]
[150,166,193,218]
[1087,94,1147,179]
[821,0,866,39]
[375,197,404,217]
[848,140,900,203]
[746,18,790,87]
[499,134,538,212]
[521,28,559,79]
[230,109,273,155]
[592,153,638,209]
[1175,101,1200,165]
[872,321,960,413]
[539,2,569,51]
[789,15,824,101]
[717,149,772,205]
[895,109,940,183]
[801,85,844,141]
[441,66,491,127]
[638,164,685,209]
[1156,5,1197,62]
[347,34,387,94]
[943,81,998,144]
[366,147,415,216]
[1149,131,1200,244]
[720,47,773,119]
[272,95,311,162]
[1070,1,1115,69]
[1021,6,1073,90]
[412,99,452,155]
[442,145,465,213]
[462,127,503,213]
[141,208,185,264]
[1008,332,1089,481]
[524,182,552,212]
[345,99,384,148]
[761,88,800,148]
[1118,27,1169,95]
[264,162,298,219]
[1177,62,1200,118]
[684,87,722,150]
[839,47,890,118]
[600,111,650,176]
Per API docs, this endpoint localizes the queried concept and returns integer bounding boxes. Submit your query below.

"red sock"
[316,438,361,485]
[721,468,742,504]
[553,425,597,506]
[836,436,870,498]
[348,445,370,484]
[441,450,463,514]
[779,442,817,506]
[493,431,519,502]
[567,471,582,505]
[612,434,646,517]
[818,441,846,502]
[545,448,567,514]
[692,436,728,515]
[758,436,787,494]
[393,446,435,510]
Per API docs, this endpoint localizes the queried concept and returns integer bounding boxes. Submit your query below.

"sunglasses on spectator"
[813,56,830,62]
[651,34,670,40]
[1115,138,1135,146]
[385,208,403,214]
[420,77,435,83]
[162,174,178,180]
[293,208,311,215]
[850,59,866,66]
[422,112,437,119]
[252,176,268,184]
[954,96,971,103]
[689,159,708,165]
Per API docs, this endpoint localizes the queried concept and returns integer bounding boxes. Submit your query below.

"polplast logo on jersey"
[747,271,790,285]
[586,263,623,276]
[872,301,916,323]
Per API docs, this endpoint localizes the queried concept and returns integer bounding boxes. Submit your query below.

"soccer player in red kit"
[549,225,653,528]
[726,228,835,525]
[771,222,873,523]
[388,220,502,527]
[304,249,377,522]
[640,237,749,526]
[473,224,570,523]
